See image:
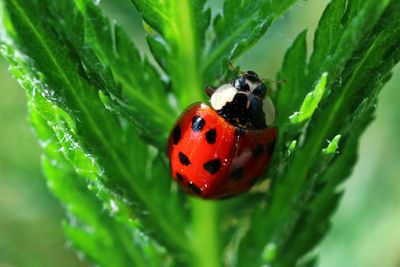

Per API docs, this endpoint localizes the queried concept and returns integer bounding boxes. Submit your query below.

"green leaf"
[51,0,174,148]
[237,0,400,266]
[31,98,169,267]
[0,0,190,264]
[276,107,374,266]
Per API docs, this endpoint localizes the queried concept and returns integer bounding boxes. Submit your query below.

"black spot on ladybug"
[203,159,221,174]
[192,115,205,132]
[179,152,191,166]
[188,181,202,194]
[205,129,217,144]
[266,140,276,155]
[253,144,264,158]
[172,125,181,145]
[175,172,184,182]
[231,167,244,180]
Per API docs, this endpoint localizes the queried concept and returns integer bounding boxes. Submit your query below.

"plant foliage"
[0,0,399,266]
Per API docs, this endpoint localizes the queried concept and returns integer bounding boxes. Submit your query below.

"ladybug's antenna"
[228,62,245,75]
[204,86,215,98]
[261,78,286,95]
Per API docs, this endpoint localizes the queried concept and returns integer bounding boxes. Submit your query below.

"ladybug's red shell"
[167,103,277,199]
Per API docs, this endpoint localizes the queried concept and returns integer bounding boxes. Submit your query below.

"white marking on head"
[263,96,275,125]
[246,80,261,92]
[210,83,238,110]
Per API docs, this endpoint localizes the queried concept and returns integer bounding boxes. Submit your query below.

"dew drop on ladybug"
[167,70,277,199]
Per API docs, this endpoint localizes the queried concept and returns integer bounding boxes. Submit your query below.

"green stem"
[191,199,221,267]
[171,0,203,107]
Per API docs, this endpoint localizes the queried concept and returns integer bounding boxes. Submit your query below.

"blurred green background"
[0,1,399,266]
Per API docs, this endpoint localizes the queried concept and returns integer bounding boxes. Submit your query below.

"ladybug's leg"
[205,86,216,98]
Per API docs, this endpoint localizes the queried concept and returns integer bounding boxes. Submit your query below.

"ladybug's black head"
[208,70,275,130]
[232,70,267,99]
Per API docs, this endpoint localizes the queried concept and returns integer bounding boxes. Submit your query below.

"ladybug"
[167,70,277,199]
